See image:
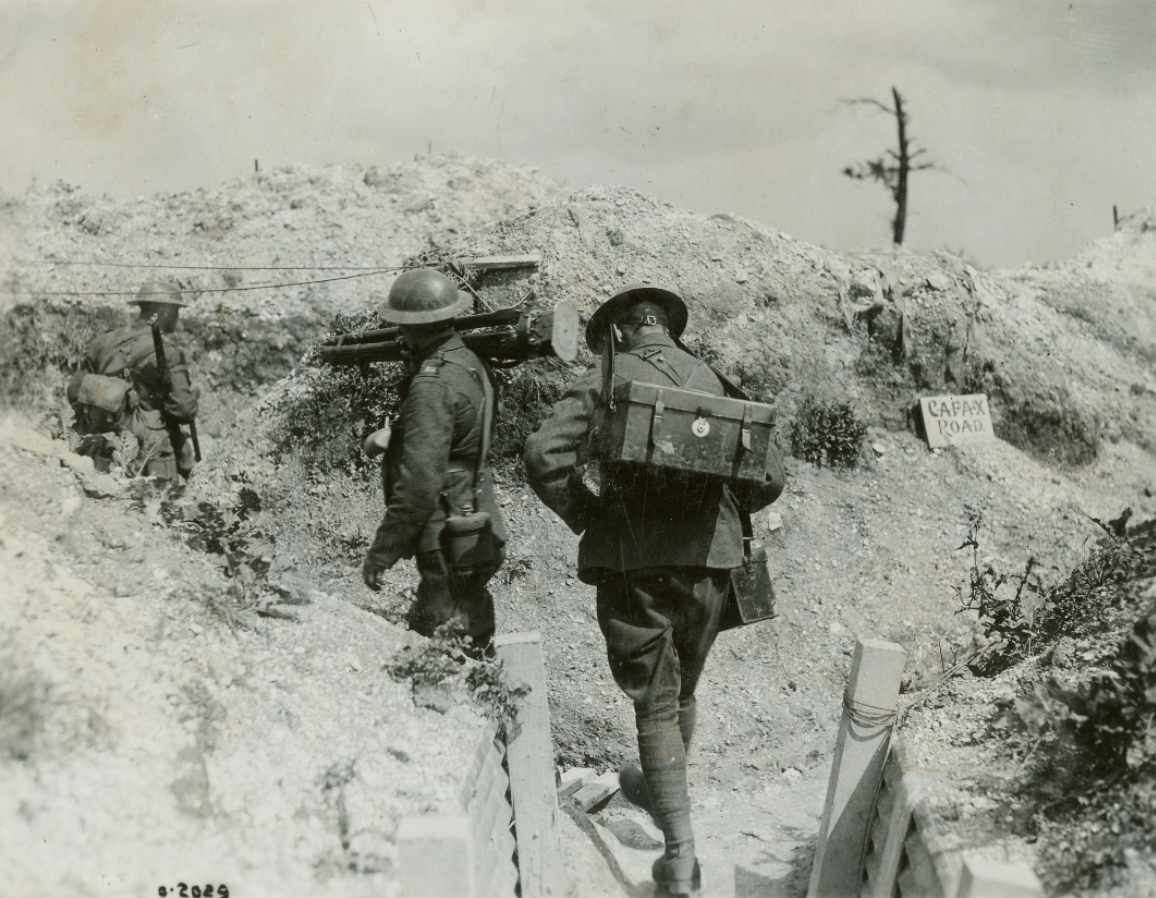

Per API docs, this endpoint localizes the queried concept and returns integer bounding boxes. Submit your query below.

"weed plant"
[387,638,529,738]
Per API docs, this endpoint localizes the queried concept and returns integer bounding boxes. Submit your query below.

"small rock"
[872,442,886,456]
[765,511,783,532]
[926,273,951,291]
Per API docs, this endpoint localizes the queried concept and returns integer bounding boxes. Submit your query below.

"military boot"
[618,765,652,813]
[652,840,701,896]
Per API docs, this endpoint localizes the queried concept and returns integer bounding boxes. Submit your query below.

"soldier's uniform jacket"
[369,333,507,570]
[68,322,199,450]
[524,331,784,584]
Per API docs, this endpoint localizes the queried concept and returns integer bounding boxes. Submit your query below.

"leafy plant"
[176,485,276,622]
[955,510,1045,675]
[789,396,867,467]
[387,637,529,738]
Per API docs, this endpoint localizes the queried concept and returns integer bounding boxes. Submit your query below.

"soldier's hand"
[363,554,391,591]
[363,423,392,458]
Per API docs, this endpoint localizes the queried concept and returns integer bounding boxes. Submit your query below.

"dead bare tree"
[842,87,934,246]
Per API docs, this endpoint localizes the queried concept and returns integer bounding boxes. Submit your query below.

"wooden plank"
[495,632,561,898]
[558,767,596,799]
[956,857,1044,898]
[808,638,906,898]
[866,755,915,898]
[459,254,542,271]
[572,771,621,812]
[398,814,475,898]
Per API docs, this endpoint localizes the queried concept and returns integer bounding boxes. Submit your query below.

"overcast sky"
[1,0,1153,268]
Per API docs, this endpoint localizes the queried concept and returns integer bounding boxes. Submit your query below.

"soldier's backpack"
[70,372,132,433]
[596,338,779,628]
[68,335,153,434]
[595,337,779,493]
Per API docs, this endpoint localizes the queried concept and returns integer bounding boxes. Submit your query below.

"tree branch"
[840,97,895,115]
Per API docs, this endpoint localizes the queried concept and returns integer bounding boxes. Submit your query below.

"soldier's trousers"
[595,566,730,849]
[409,546,504,649]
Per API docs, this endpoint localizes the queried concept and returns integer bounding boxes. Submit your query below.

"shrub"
[956,513,1154,676]
[789,396,866,467]
[983,519,1156,889]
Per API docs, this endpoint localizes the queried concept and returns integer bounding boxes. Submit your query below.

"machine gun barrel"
[319,300,578,366]
[324,307,524,348]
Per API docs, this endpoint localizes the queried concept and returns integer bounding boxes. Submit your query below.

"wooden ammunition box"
[601,380,778,487]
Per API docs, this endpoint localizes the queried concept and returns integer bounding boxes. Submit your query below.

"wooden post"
[956,856,1044,898]
[1113,205,1119,230]
[495,631,561,898]
[398,814,475,898]
[808,637,906,898]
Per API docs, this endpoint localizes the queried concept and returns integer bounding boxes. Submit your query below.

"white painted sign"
[919,393,994,448]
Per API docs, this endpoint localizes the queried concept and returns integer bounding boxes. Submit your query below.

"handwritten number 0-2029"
[157,885,228,898]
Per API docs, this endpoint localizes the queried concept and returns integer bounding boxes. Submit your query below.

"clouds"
[0,0,1152,266]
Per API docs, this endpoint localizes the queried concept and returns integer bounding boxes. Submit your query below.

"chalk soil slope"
[1,163,1154,896]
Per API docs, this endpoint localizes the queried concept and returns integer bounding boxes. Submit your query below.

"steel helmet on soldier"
[379,269,472,324]
[128,280,187,307]
[586,283,688,351]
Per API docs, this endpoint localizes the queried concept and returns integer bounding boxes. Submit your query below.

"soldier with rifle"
[67,280,201,482]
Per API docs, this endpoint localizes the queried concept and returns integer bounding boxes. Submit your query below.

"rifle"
[149,318,202,463]
[320,297,579,367]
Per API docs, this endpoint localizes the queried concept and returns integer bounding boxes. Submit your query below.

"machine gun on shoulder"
[319,294,579,368]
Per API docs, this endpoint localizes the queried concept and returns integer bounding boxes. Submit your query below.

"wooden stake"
[808,637,906,898]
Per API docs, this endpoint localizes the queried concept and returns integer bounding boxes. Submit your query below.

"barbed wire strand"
[14,260,400,271]
[0,268,398,297]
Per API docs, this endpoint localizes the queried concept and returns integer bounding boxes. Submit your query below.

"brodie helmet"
[586,283,688,351]
[128,280,187,307]
[379,269,472,324]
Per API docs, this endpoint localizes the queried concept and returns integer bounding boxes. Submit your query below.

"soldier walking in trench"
[523,284,785,895]
[67,280,200,482]
[362,269,507,652]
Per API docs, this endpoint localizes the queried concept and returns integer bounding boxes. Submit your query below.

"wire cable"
[14,260,399,271]
[0,268,398,297]
[842,693,899,728]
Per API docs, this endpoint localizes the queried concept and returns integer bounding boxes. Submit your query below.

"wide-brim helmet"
[128,280,187,307]
[586,283,688,351]
[379,269,472,324]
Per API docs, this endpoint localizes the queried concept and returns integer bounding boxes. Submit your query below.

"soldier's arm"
[160,346,199,422]
[523,368,601,534]
[368,376,455,569]
[732,445,785,512]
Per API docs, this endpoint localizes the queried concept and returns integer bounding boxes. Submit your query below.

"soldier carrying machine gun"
[330,267,577,652]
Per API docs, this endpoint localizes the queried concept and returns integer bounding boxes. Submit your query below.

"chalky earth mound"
[2,159,1155,896]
